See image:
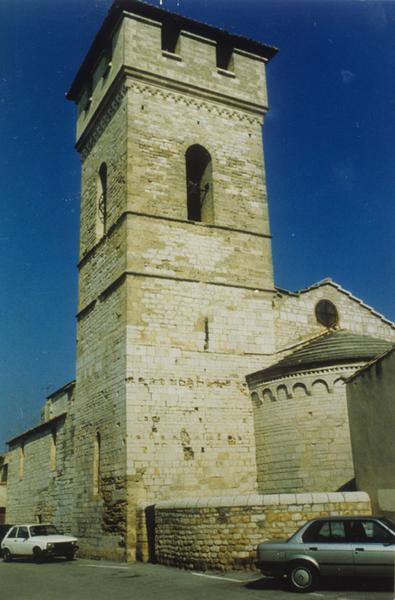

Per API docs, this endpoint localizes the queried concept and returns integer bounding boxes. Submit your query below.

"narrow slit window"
[1,463,8,483]
[93,431,101,495]
[19,445,25,481]
[96,162,107,240]
[84,78,93,112]
[185,145,213,223]
[50,429,57,471]
[103,45,112,78]
[204,317,209,351]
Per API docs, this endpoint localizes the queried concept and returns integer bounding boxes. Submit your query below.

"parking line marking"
[191,572,258,583]
[80,564,130,570]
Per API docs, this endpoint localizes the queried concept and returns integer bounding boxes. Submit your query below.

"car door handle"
[355,548,365,552]
[308,547,318,551]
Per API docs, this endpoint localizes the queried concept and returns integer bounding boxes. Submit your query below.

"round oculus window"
[315,299,338,328]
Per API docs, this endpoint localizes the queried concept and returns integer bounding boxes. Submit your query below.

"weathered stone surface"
[72,3,276,560]
[154,492,371,570]
[4,2,394,566]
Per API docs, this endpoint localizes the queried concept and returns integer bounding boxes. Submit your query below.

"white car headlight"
[47,543,55,550]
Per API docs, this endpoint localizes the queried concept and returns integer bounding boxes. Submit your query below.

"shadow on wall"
[145,504,156,563]
[337,478,356,492]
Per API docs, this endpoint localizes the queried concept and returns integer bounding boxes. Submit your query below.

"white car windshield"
[29,525,59,537]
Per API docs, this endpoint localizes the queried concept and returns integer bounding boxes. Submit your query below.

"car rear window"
[303,520,347,542]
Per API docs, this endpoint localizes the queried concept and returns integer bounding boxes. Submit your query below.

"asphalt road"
[0,558,394,600]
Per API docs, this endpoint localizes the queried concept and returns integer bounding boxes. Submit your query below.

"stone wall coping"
[153,491,370,510]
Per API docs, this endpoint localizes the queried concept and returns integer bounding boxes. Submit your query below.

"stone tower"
[67,0,277,560]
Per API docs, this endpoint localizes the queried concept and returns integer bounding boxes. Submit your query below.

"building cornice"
[247,363,363,389]
[76,67,267,154]
[46,380,76,400]
[78,209,271,269]
[7,413,68,447]
[77,270,275,320]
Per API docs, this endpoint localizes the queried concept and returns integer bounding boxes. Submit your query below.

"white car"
[1,524,78,562]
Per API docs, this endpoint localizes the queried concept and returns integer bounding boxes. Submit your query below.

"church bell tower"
[67,0,277,560]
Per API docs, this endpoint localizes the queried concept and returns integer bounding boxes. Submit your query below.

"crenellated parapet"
[67,1,276,142]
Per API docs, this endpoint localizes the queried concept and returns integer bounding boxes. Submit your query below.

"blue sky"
[1,0,395,450]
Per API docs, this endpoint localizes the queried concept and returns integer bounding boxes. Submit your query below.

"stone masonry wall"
[124,274,276,504]
[74,69,129,560]
[6,411,75,534]
[125,275,277,558]
[0,456,8,520]
[78,87,127,260]
[125,84,271,236]
[76,13,268,140]
[154,492,371,571]
[73,283,128,560]
[71,3,276,561]
[274,283,395,352]
[250,365,359,494]
[347,349,395,518]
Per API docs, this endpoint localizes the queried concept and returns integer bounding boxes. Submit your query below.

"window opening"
[162,22,180,54]
[186,145,213,223]
[354,520,393,543]
[204,317,209,351]
[315,299,338,328]
[19,445,25,480]
[17,527,29,540]
[0,463,7,483]
[96,163,107,240]
[303,520,346,543]
[84,78,93,112]
[50,429,57,471]
[216,42,234,71]
[103,45,112,78]
[93,431,101,495]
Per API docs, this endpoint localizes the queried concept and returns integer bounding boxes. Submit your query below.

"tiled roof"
[247,330,395,383]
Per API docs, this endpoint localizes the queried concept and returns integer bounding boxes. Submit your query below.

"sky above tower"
[1,0,395,450]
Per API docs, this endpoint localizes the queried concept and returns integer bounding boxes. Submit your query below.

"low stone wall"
[154,491,371,571]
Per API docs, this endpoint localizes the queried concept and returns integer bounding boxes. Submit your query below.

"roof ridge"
[347,345,395,383]
[276,279,395,329]
[276,328,336,355]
